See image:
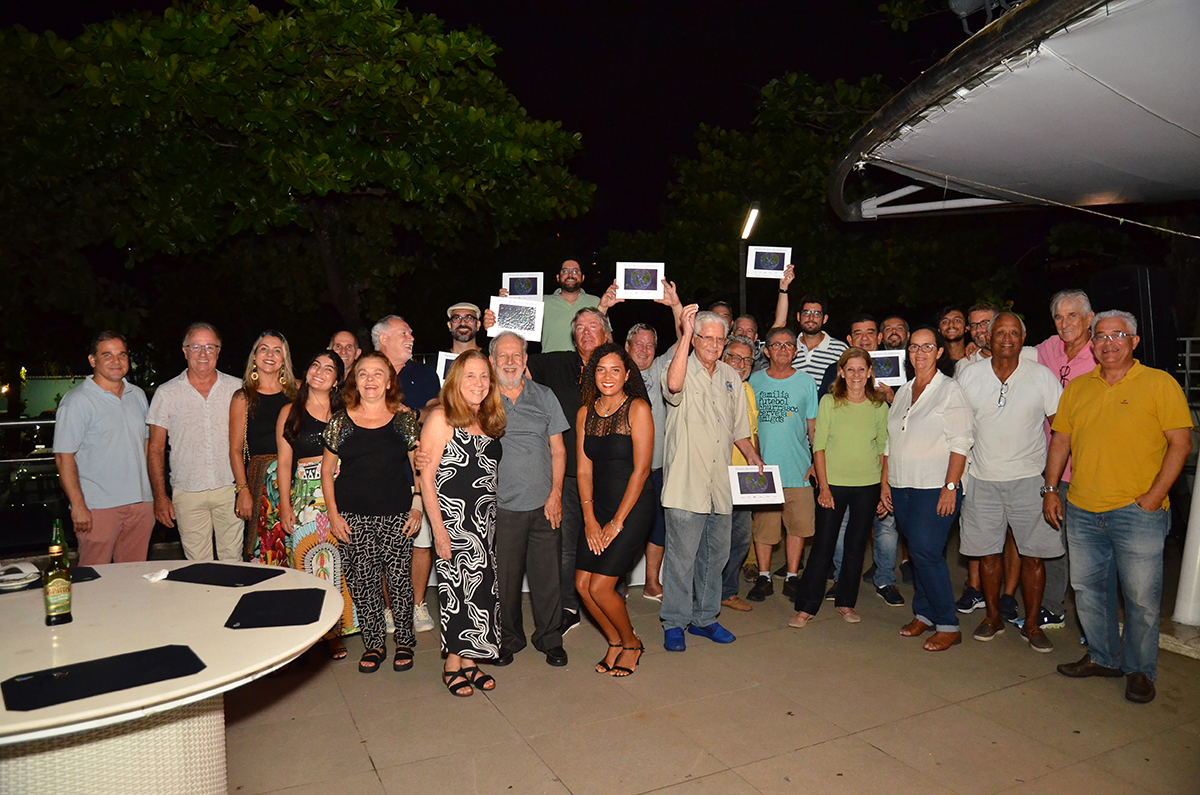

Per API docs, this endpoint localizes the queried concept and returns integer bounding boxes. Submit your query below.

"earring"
[250,364,259,383]
[279,371,287,385]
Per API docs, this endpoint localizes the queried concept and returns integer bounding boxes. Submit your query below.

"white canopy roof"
[830,0,1200,220]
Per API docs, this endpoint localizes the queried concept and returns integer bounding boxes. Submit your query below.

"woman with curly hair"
[419,350,507,696]
[275,350,357,659]
[576,342,654,677]
[230,331,298,565]
[790,347,889,629]
[321,352,423,674]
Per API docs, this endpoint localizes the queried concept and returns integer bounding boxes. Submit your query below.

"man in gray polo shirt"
[490,331,571,667]
[54,331,155,565]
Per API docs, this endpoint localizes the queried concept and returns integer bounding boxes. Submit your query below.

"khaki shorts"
[751,487,816,544]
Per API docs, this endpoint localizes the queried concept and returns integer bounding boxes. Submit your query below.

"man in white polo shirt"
[147,322,243,561]
[54,331,155,565]
[957,313,1063,653]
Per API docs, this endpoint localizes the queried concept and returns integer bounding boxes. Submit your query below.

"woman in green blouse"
[790,348,889,628]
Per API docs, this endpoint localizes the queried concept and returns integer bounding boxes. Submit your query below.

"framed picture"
[435,351,459,385]
[501,271,543,301]
[487,295,544,342]
[615,262,665,300]
[868,349,908,388]
[728,465,785,505]
[745,246,792,280]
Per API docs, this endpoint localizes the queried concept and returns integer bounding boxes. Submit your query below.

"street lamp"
[738,202,760,317]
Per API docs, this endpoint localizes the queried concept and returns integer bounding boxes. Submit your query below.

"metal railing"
[1177,338,1200,408]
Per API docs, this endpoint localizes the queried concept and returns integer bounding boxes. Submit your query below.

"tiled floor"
[226,563,1200,795]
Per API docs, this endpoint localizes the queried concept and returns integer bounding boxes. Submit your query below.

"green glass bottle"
[44,544,73,626]
[51,519,69,567]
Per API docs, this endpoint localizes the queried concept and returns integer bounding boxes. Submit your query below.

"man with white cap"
[446,302,483,355]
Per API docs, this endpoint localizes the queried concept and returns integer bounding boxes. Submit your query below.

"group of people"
[51,258,1191,704]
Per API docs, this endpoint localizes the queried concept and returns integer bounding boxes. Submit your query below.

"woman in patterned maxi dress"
[419,351,507,697]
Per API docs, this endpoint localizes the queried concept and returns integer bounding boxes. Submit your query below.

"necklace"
[594,394,627,418]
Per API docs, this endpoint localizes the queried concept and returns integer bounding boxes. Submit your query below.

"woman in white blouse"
[881,327,974,652]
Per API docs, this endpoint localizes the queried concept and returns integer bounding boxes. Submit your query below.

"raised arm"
[771,264,795,330]
[667,304,698,394]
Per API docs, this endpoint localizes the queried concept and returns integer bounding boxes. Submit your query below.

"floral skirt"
[248,456,287,566]
[288,461,359,637]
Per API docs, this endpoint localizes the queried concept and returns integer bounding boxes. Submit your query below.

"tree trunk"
[309,202,363,333]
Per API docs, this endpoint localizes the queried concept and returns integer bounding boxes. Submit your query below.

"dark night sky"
[3,1,965,241]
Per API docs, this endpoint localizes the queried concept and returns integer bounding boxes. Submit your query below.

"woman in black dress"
[419,351,507,697]
[576,342,655,677]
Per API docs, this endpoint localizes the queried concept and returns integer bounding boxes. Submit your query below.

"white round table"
[0,561,340,795]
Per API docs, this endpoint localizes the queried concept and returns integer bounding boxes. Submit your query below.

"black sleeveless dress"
[576,397,654,577]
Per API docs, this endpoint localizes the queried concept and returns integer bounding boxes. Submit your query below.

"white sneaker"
[384,608,396,634]
[413,602,435,633]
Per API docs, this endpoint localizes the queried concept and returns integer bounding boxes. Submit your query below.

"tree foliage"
[603,72,1013,325]
[1,0,594,351]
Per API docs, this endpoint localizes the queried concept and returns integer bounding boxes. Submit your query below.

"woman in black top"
[322,352,422,674]
[276,350,352,659]
[229,330,297,563]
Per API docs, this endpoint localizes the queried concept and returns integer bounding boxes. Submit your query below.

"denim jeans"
[1065,501,1168,679]
[722,508,753,600]
[662,508,731,630]
[833,510,899,588]
[892,487,961,632]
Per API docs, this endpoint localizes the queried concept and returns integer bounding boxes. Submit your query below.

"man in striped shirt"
[790,294,847,383]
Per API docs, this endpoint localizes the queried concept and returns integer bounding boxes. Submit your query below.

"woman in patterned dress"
[419,351,506,697]
[230,331,298,564]
[277,350,356,659]
[322,352,423,674]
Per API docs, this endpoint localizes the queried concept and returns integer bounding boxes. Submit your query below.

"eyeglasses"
[723,354,753,366]
[997,381,1009,409]
[1093,331,1133,343]
[907,343,937,353]
[799,310,823,318]
[768,341,796,350]
[1059,364,1070,386]
[450,314,478,323]
[560,268,581,276]
[967,321,991,330]
[695,333,725,345]
[186,344,220,354]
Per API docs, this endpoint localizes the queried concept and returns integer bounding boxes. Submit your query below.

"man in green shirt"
[541,260,601,353]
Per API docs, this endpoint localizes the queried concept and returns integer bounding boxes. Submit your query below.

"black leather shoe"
[491,652,515,667]
[1125,673,1156,703]
[544,646,568,667]
[1056,653,1123,678]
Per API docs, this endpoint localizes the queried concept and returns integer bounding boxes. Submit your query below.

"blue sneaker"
[664,627,686,652]
[688,622,736,644]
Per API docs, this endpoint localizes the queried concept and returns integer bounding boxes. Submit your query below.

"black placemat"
[1,644,205,712]
[166,562,284,587]
[225,588,326,629]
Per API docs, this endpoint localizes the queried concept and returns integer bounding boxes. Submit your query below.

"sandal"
[326,638,348,660]
[442,669,474,697]
[609,641,644,678]
[899,618,931,637]
[924,631,963,652]
[358,647,385,674]
[460,664,496,691]
[596,642,623,674]
[393,645,414,672]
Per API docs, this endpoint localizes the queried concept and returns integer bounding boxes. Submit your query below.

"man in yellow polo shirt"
[1043,310,1192,704]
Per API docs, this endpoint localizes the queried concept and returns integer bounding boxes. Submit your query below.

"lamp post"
[737,202,760,317]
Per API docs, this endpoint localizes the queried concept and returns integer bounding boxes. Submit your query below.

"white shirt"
[957,358,1062,482]
[639,352,671,470]
[954,345,1038,378]
[146,370,242,493]
[886,371,974,489]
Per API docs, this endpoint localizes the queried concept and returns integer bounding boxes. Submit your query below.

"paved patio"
[225,549,1200,795]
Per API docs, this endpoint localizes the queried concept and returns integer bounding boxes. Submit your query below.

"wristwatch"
[944,482,957,491]
[1040,485,1059,497]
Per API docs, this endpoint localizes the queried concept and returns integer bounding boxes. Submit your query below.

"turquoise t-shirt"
[748,369,819,487]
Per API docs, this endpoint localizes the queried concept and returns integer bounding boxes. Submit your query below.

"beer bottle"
[51,519,70,569]
[44,544,73,626]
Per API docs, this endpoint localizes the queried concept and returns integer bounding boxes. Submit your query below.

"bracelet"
[581,499,593,505]
[234,484,248,494]
[607,521,623,532]
[778,288,788,294]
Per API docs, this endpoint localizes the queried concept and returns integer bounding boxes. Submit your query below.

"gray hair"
[488,330,528,357]
[182,322,221,347]
[1092,309,1138,336]
[724,335,755,355]
[988,311,1027,337]
[764,326,797,345]
[693,310,729,337]
[881,315,909,333]
[625,322,658,347]
[571,307,612,341]
[1050,289,1093,319]
[370,315,406,351]
[733,314,759,333]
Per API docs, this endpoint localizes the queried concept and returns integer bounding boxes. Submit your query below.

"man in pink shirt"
[1029,289,1097,633]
